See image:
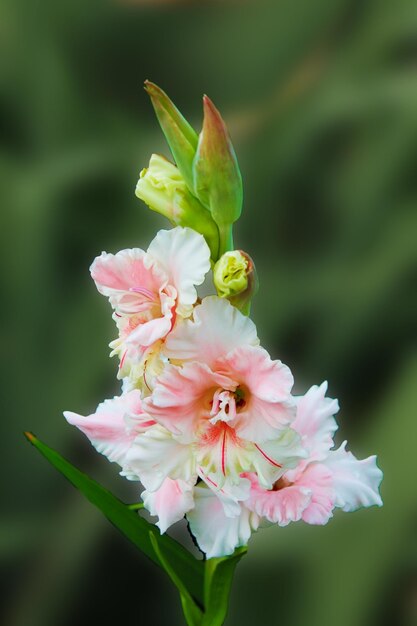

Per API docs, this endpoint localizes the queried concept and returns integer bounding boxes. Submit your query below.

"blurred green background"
[1,0,417,624]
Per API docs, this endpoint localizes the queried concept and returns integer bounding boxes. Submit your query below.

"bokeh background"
[1,0,417,624]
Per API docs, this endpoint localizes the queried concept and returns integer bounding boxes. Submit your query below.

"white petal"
[165,296,259,368]
[125,424,196,491]
[147,227,211,317]
[326,441,383,511]
[292,382,339,460]
[142,478,195,533]
[199,472,252,517]
[64,391,145,466]
[252,428,307,488]
[186,484,259,558]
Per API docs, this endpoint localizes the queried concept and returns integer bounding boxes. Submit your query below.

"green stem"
[218,224,234,257]
[127,502,144,511]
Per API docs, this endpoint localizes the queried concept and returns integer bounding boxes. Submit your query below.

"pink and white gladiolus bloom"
[90,226,211,388]
[65,229,383,560]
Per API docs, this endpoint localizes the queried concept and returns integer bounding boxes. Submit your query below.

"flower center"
[209,387,246,425]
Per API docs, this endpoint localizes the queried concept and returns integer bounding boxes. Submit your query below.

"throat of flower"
[210,389,237,424]
[272,475,292,491]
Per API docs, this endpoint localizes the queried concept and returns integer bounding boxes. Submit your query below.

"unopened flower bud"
[193,96,243,256]
[136,154,219,259]
[144,81,198,194]
[213,250,258,315]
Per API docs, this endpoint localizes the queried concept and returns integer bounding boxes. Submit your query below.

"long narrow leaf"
[149,533,204,625]
[24,432,204,606]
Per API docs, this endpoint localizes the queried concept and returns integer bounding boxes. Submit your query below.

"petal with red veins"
[144,361,235,442]
[251,428,307,489]
[221,345,295,442]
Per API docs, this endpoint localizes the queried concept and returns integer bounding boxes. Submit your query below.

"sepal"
[145,81,198,193]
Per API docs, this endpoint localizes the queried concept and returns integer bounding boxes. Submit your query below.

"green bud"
[193,96,243,255]
[213,250,258,315]
[213,250,248,297]
[144,81,198,194]
[135,154,219,260]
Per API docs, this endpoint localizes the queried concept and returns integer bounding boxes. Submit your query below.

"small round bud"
[213,251,249,298]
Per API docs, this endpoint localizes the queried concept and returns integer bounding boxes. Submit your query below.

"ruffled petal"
[198,470,251,517]
[298,463,335,525]
[186,483,259,558]
[144,361,234,442]
[165,296,259,368]
[292,382,339,461]
[64,390,147,465]
[142,478,195,533]
[90,248,165,315]
[124,424,196,491]
[251,427,307,488]
[245,473,312,526]
[147,227,211,317]
[325,441,383,511]
[126,314,172,348]
[220,345,295,442]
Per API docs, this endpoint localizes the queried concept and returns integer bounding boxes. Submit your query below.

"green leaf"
[202,547,247,626]
[24,432,204,607]
[149,533,204,626]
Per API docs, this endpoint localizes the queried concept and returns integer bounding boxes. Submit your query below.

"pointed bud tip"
[144,80,161,96]
[202,94,229,136]
[24,431,36,443]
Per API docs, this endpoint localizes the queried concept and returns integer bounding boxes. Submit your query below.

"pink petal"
[64,390,148,465]
[143,362,235,442]
[142,478,195,533]
[245,473,312,526]
[165,296,259,368]
[126,314,172,348]
[147,227,211,317]
[220,345,295,442]
[298,463,335,525]
[90,248,164,299]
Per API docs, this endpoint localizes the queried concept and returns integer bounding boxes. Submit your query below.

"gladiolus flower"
[90,226,211,386]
